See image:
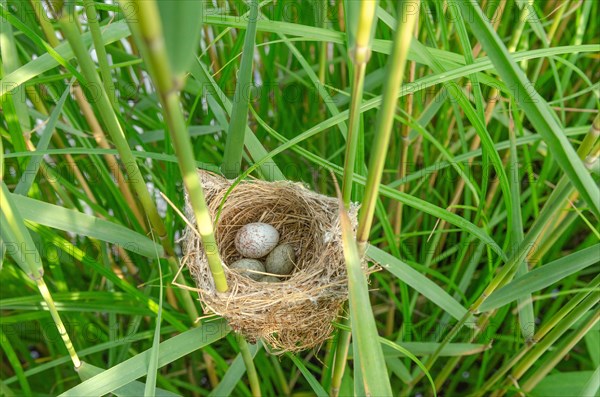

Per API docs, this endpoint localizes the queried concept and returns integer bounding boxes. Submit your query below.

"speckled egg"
[235,223,280,258]
[259,275,281,283]
[229,258,265,281]
[265,244,296,275]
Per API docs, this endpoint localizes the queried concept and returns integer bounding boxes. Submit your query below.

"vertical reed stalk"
[340,1,375,205]
[332,1,420,394]
[356,0,420,252]
[128,0,228,292]
[393,19,418,238]
[82,0,119,110]
[237,335,261,397]
[331,1,377,394]
[392,19,419,342]
[317,0,329,193]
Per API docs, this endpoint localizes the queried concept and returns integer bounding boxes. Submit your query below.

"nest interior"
[183,170,358,352]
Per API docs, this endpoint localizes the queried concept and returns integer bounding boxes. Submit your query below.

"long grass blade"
[1,182,81,369]
[0,182,43,278]
[479,244,600,312]
[209,343,262,397]
[222,0,259,178]
[288,353,328,397]
[156,0,204,81]
[77,362,179,397]
[14,84,70,195]
[59,321,229,396]
[0,328,31,395]
[508,100,535,339]
[144,233,165,397]
[11,194,163,258]
[190,61,285,180]
[337,192,392,395]
[366,245,472,323]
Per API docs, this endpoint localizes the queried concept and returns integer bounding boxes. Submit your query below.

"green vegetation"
[1,0,598,395]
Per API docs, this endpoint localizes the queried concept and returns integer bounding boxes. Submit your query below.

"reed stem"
[331,1,377,394]
[237,335,261,397]
[356,0,420,251]
[82,0,119,111]
[333,1,420,394]
[127,0,228,292]
[341,0,375,205]
[36,278,82,369]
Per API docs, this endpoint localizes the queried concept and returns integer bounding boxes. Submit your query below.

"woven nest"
[182,170,360,353]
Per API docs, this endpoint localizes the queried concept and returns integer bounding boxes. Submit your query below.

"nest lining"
[183,170,359,352]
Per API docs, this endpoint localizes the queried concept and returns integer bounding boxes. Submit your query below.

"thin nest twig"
[182,170,360,353]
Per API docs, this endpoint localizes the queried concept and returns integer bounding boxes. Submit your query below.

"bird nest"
[182,170,360,352]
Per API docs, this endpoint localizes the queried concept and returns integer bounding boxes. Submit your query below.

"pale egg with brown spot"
[235,222,280,258]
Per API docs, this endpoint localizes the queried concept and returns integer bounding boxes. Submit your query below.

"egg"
[265,244,296,275]
[259,275,281,283]
[235,223,280,258]
[229,258,265,281]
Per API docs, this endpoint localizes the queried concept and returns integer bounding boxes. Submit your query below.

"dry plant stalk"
[183,170,362,352]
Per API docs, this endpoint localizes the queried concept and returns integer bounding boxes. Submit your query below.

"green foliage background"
[1,0,599,395]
